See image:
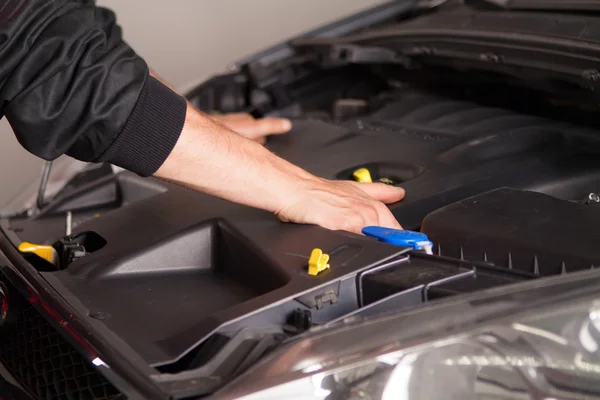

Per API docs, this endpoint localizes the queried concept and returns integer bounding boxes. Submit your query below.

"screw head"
[89,311,108,320]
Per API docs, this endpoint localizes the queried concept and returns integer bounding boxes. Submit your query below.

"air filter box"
[421,188,600,276]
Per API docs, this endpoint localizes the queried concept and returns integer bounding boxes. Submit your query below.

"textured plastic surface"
[360,252,533,306]
[38,171,166,219]
[40,217,401,366]
[8,87,600,382]
[421,188,600,275]
[13,3,600,397]
[331,4,600,97]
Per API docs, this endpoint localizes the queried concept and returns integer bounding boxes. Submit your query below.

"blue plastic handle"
[362,226,433,251]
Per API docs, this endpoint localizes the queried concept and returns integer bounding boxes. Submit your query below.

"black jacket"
[0,0,186,176]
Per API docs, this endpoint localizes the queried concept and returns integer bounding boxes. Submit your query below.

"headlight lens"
[219,276,600,400]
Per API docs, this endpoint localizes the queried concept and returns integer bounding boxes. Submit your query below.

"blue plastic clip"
[362,226,434,254]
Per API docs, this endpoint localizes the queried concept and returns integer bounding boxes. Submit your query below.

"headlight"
[216,270,600,400]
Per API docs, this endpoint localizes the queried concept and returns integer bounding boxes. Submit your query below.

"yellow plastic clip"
[18,242,58,265]
[308,248,330,276]
[352,168,372,183]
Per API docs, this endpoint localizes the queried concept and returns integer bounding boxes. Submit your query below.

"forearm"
[155,103,314,213]
[0,1,403,232]
[148,71,312,211]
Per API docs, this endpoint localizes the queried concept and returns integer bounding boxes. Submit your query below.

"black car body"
[3,0,600,398]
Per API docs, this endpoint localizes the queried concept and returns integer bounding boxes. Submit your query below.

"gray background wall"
[0,0,386,206]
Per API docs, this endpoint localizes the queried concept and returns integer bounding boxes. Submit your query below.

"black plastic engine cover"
[421,188,600,276]
[8,88,600,376]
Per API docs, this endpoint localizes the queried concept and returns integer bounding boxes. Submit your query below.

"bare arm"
[0,0,402,234]
[155,103,404,233]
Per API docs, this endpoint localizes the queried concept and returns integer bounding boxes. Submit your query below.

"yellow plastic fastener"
[308,248,330,276]
[352,168,372,183]
[18,242,58,264]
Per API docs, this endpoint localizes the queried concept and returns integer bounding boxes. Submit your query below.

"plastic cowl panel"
[216,271,600,400]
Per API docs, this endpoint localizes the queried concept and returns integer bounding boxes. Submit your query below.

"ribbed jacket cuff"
[98,76,186,176]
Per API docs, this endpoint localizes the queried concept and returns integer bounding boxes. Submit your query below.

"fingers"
[333,204,401,233]
[213,113,292,141]
[343,182,403,231]
[245,117,292,136]
[374,201,403,230]
[211,113,254,123]
[350,181,405,204]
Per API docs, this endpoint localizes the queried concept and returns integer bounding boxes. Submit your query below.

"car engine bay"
[4,1,600,398]
[4,80,600,395]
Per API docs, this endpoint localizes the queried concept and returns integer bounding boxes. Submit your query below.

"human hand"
[275,178,404,233]
[211,113,292,144]
[156,104,403,235]
[148,69,292,144]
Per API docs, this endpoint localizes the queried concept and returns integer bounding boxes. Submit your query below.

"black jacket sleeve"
[0,0,187,176]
